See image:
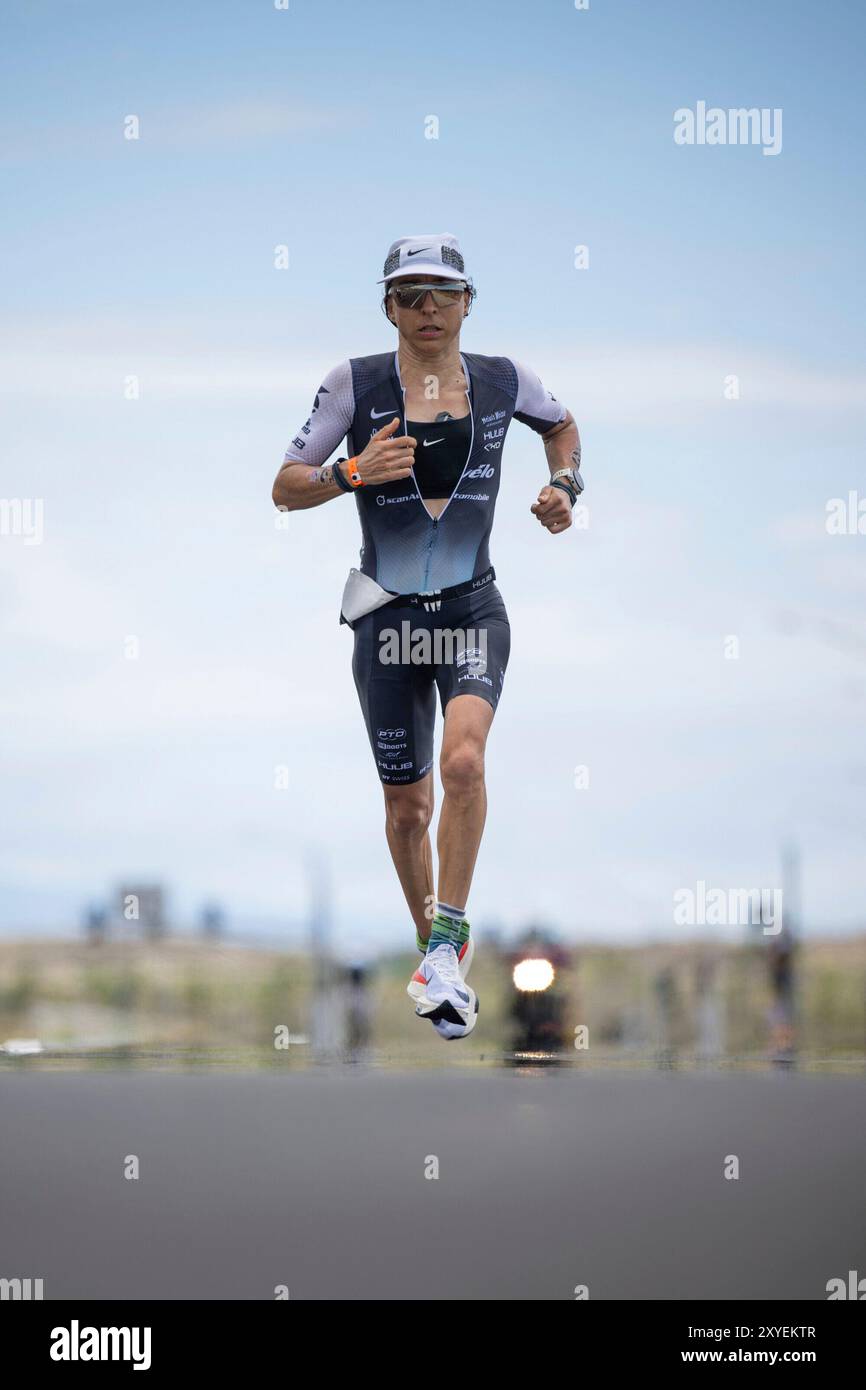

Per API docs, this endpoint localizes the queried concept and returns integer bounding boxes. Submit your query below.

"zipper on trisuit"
[421,516,439,591]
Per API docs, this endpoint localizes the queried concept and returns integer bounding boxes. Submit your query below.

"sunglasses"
[387,282,467,310]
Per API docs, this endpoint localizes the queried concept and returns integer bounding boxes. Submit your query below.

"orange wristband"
[345,457,363,488]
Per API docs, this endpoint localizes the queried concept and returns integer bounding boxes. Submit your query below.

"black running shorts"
[351,583,511,785]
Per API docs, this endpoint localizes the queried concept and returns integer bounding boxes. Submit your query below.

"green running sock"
[452,917,471,950]
[427,904,471,953]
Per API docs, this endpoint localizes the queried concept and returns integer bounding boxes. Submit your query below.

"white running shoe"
[407,942,478,1040]
[456,934,474,980]
[412,934,474,976]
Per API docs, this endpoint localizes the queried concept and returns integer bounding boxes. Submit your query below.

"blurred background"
[2,1,865,1070]
[1,842,864,1066]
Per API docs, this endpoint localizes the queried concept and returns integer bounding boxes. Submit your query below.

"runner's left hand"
[531,485,572,533]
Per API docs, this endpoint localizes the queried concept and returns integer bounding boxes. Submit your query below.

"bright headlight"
[512,958,555,992]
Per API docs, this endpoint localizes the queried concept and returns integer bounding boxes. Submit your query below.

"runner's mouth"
[418,326,443,336]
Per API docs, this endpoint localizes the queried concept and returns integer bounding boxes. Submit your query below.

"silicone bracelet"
[550,479,578,506]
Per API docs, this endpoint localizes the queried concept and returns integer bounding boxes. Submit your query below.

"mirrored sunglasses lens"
[393,285,462,308]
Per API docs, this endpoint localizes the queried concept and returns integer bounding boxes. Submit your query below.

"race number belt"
[383,567,496,613]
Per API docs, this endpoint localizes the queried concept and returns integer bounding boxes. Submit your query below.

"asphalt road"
[1,1066,863,1300]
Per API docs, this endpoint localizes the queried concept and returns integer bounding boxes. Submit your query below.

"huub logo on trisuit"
[273,233,583,1042]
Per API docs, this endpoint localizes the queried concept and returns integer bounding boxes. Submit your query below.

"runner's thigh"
[352,605,437,785]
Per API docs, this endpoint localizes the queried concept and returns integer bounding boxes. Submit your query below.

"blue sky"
[2,0,865,949]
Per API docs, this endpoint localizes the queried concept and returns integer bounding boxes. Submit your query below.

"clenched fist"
[531,483,572,533]
[353,416,416,486]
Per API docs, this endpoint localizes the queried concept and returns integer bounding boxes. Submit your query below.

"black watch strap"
[332,458,353,493]
[550,479,578,506]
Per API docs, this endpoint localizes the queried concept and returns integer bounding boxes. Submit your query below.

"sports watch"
[549,466,583,504]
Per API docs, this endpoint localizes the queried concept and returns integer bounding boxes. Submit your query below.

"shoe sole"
[413,984,478,1028]
[407,976,475,1019]
[432,994,480,1039]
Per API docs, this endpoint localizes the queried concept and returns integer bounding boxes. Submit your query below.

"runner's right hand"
[353,417,416,485]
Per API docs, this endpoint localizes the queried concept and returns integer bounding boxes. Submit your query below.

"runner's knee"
[384,787,432,838]
[440,741,485,799]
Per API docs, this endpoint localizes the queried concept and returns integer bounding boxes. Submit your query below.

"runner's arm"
[530,413,580,533]
[541,410,580,479]
[272,361,355,511]
[512,358,581,484]
[513,359,581,533]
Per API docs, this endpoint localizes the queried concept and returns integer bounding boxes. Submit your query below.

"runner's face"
[387,274,468,351]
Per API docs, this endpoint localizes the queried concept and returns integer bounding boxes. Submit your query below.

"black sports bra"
[407,415,472,499]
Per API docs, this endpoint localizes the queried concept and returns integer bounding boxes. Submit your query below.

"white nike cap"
[378,233,469,284]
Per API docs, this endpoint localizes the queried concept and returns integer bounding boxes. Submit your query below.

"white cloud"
[156,99,349,146]
[0,100,348,164]
[2,317,865,420]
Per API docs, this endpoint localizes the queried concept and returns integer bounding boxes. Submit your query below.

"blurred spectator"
[767,927,797,1064]
[343,964,374,1059]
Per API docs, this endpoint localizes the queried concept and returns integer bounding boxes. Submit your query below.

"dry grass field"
[1,933,864,1066]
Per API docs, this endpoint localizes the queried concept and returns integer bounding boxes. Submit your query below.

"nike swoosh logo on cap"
[407,247,431,256]
[370,407,396,419]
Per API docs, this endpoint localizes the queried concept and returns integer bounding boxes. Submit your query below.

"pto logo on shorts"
[377,728,406,740]
[457,646,491,685]
[457,648,486,671]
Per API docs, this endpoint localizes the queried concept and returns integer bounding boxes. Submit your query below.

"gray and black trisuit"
[283,350,566,783]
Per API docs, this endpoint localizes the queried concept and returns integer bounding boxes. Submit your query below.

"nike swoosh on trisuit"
[370,407,398,419]
[422,438,444,447]
[407,247,431,256]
